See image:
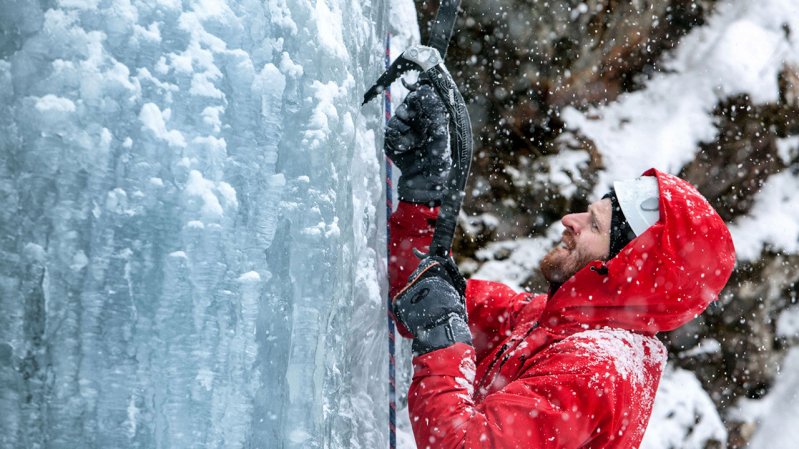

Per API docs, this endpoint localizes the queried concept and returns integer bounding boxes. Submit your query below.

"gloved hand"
[385,79,450,205]
[392,255,472,355]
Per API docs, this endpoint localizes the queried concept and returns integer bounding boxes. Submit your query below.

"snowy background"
[1,0,799,448]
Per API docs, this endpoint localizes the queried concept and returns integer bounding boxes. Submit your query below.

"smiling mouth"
[560,233,575,251]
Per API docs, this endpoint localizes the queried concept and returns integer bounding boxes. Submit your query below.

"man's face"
[540,198,612,283]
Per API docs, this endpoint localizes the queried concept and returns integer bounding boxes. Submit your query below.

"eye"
[591,221,599,232]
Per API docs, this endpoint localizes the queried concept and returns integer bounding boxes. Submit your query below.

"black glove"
[385,79,450,205]
[392,256,472,355]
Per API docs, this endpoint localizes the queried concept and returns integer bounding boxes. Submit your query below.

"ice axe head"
[362,46,444,105]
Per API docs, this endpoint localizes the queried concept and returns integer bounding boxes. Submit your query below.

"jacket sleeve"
[408,341,619,449]
[389,202,535,346]
[388,201,439,300]
[464,280,536,362]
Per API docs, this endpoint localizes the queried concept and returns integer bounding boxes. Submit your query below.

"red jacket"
[389,169,735,449]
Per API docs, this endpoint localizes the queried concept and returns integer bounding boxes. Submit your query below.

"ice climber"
[385,82,736,449]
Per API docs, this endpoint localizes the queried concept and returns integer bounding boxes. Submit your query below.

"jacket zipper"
[477,322,539,394]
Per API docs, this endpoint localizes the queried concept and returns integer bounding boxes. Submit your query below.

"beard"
[539,244,595,284]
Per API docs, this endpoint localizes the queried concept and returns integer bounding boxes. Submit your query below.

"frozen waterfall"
[0,1,415,448]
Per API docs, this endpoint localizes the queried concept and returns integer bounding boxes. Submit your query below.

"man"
[386,82,736,449]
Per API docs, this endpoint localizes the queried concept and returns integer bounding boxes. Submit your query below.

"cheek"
[582,236,609,260]
[595,235,611,259]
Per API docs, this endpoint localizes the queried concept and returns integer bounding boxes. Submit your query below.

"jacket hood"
[541,169,736,335]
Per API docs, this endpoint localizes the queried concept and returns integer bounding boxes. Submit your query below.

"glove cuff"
[412,314,472,356]
[397,179,444,206]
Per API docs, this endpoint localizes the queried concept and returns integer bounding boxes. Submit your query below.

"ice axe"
[363,1,473,258]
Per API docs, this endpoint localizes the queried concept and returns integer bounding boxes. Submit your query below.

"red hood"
[540,169,736,335]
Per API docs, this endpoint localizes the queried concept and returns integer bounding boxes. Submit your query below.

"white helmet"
[613,176,660,236]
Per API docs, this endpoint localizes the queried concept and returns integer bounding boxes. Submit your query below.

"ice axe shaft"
[423,63,472,258]
[428,0,461,58]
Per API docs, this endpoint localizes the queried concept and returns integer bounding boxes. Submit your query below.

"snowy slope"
[641,367,727,449]
[0,1,413,448]
[731,348,799,449]
[563,0,798,191]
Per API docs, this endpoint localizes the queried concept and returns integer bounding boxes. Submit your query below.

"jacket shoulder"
[521,328,667,447]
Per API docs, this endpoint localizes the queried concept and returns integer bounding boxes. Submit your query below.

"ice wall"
[0,1,405,448]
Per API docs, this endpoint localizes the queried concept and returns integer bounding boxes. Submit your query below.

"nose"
[561,212,588,234]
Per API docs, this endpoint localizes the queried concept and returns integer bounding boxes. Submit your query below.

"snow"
[732,347,799,449]
[678,338,722,359]
[184,169,232,219]
[237,271,261,283]
[776,135,799,164]
[139,102,187,147]
[729,170,799,260]
[777,306,799,340]
[563,0,799,199]
[641,366,727,449]
[471,224,563,291]
[34,94,76,112]
[314,0,348,61]
[536,149,590,198]
[304,79,347,149]
[569,328,667,390]
[568,330,671,446]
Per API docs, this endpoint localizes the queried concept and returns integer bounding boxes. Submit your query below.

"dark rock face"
[418,0,719,239]
[680,92,799,223]
[414,1,799,446]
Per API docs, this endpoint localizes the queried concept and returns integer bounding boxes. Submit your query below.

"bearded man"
[386,83,735,449]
